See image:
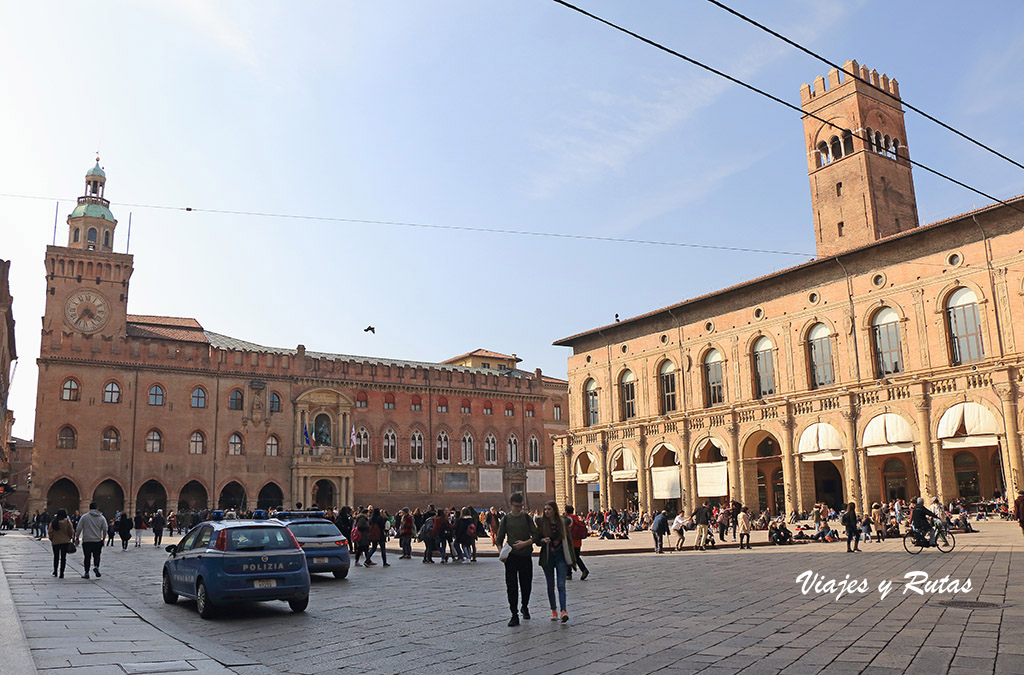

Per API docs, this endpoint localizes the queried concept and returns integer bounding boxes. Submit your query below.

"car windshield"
[226,527,294,551]
[289,522,343,538]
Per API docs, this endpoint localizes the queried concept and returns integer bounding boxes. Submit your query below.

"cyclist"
[909,497,938,547]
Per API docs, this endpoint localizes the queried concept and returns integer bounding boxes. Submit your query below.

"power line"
[0,191,813,258]
[551,0,1024,222]
[703,0,1024,172]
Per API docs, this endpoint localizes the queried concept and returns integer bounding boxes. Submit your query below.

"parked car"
[271,515,350,579]
[162,519,310,619]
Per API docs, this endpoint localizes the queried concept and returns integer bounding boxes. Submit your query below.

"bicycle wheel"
[935,530,955,553]
[903,532,922,554]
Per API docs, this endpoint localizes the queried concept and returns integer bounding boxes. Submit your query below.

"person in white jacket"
[74,503,107,579]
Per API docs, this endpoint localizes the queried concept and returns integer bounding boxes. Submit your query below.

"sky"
[3,1,1024,440]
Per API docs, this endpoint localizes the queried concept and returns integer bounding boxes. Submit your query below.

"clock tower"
[42,159,133,342]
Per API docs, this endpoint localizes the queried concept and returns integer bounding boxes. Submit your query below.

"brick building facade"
[1,258,17,506]
[30,162,567,517]
[553,62,1024,517]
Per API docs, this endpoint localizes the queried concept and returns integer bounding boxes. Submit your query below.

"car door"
[168,528,200,595]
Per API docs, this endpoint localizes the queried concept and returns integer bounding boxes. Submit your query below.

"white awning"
[651,466,681,499]
[863,413,914,447]
[575,472,600,484]
[938,402,999,438]
[800,450,844,462]
[942,435,999,449]
[865,442,915,457]
[611,470,637,482]
[798,422,844,454]
[696,461,728,497]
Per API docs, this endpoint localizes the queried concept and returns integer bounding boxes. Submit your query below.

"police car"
[270,512,350,579]
[162,515,310,619]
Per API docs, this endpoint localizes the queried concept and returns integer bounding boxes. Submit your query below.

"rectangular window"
[586,392,599,426]
[437,404,448,413]
[809,336,835,388]
[461,405,471,414]
[873,322,903,376]
[754,349,776,398]
[411,403,422,411]
[483,407,492,416]
[836,182,842,197]
[621,382,636,419]
[384,401,395,410]
[660,373,676,413]
[355,400,368,408]
[837,221,844,237]
[504,408,514,417]
[553,405,561,421]
[704,362,724,406]
[948,304,985,365]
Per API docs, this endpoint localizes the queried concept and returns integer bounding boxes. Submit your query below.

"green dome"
[69,202,115,223]
[87,161,105,178]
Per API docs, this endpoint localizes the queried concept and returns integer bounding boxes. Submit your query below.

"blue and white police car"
[162,516,310,619]
[270,512,350,579]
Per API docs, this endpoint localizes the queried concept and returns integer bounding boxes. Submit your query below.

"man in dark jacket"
[694,502,713,551]
[150,510,166,546]
[651,510,670,553]
[1014,490,1024,538]
[910,497,937,546]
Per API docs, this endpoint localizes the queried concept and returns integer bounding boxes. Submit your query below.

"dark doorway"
[218,481,247,511]
[136,480,167,516]
[46,478,80,514]
[312,480,335,509]
[813,462,844,510]
[178,481,208,512]
[93,479,125,519]
[258,483,285,511]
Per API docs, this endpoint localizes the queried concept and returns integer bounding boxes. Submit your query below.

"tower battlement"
[800,60,901,106]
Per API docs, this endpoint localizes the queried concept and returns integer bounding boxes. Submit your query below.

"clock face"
[64,290,110,333]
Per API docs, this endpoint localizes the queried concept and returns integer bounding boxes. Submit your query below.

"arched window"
[508,434,520,463]
[265,435,279,457]
[525,404,535,418]
[102,427,120,451]
[103,230,110,247]
[484,433,498,464]
[228,432,243,455]
[57,426,77,449]
[892,138,901,159]
[410,430,424,462]
[229,390,243,410]
[872,307,903,376]
[842,129,854,156]
[436,431,450,463]
[103,381,120,404]
[482,399,493,415]
[704,350,724,406]
[865,127,875,152]
[817,141,830,167]
[191,387,206,408]
[145,429,163,453]
[807,323,835,388]
[461,433,474,464]
[528,435,540,465]
[753,337,775,398]
[382,429,397,462]
[269,392,281,413]
[61,378,80,401]
[875,130,883,154]
[659,361,677,414]
[584,379,599,426]
[148,385,164,406]
[947,288,985,365]
[383,393,396,410]
[411,395,422,411]
[189,431,205,455]
[460,399,471,414]
[355,391,368,408]
[355,427,369,462]
[87,227,97,244]
[437,396,448,413]
[504,402,514,417]
[829,135,842,161]
[73,228,80,243]
[620,370,636,420]
[883,134,892,158]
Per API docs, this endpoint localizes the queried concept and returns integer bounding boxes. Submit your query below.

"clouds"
[149,0,261,68]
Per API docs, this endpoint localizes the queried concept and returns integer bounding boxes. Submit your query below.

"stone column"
[841,408,862,510]
[680,424,693,515]
[913,396,937,501]
[165,498,179,515]
[996,382,1024,496]
[638,437,651,514]
[727,420,741,502]
[780,416,798,515]
[598,444,609,510]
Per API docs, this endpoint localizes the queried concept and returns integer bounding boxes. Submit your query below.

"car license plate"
[254,579,277,589]
[313,557,329,564]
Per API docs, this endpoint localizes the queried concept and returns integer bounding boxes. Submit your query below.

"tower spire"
[66,158,117,251]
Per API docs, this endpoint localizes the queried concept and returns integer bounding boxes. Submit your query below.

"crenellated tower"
[800,60,919,258]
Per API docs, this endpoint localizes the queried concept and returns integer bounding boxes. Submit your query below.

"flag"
[303,422,312,448]
[350,424,357,449]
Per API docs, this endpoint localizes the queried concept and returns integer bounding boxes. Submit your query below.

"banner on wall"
[696,461,728,497]
[651,466,681,499]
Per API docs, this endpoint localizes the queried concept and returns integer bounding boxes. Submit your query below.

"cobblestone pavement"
[1,523,1023,675]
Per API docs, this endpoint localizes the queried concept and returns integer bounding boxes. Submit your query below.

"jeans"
[652,532,664,553]
[422,537,435,562]
[543,557,568,612]
[52,543,69,576]
[83,541,102,571]
[133,530,142,547]
[399,536,412,557]
[504,554,532,615]
[846,529,860,549]
[107,532,115,546]
[572,546,589,575]
[367,539,387,564]
[718,523,728,541]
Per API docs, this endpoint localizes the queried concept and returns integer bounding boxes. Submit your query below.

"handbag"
[68,542,77,554]
[498,542,512,562]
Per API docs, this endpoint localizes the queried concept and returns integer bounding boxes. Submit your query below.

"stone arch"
[46,477,80,514]
[177,480,209,512]
[91,478,125,518]
[257,482,284,510]
[740,428,783,459]
[798,316,839,345]
[217,480,247,510]
[933,279,988,314]
[860,299,909,330]
[135,479,167,515]
[648,442,680,467]
[797,421,846,454]
[312,479,336,509]
[691,434,728,462]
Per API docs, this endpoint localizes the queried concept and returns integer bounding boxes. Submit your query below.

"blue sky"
[3,1,1023,439]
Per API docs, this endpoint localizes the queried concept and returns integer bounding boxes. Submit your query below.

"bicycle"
[903,522,955,554]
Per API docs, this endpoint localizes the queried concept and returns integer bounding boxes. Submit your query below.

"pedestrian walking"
[36,509,51,540]
[48,508,74,578]
[132,512,144,547]
[106,518,116,546]
[737,506,752,549]
[351,509,370,566]
[496,492,539,627]
[334,506,354,553]
[870,503,885,543]
[538,501,575,623]
[117,513,132,550]
[694,501,713,551]
[455,507,476,564]
[564,505,590,581]
[151,510,166,546]
[74,502,106,579]
[842,502,861,553]
[670,511,687,551]
[365,507,389,567]
[716,506,730,543]
[651,510,669,553]
[398,507,415,559]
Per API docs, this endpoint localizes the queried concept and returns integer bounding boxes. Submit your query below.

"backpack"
[349,526,362,544]
[417,517,434,542]
[466,522,477,538]
[569,517,588,541]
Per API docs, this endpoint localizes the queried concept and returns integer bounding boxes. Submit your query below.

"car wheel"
[196,580,216,619]
[288,596,309,613]
[162,572,178,604]
[333,569,348,579]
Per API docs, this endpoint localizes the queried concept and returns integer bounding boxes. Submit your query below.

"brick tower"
[800,60,919,258]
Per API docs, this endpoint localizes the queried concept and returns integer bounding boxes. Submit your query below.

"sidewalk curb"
[0,543,39,675]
